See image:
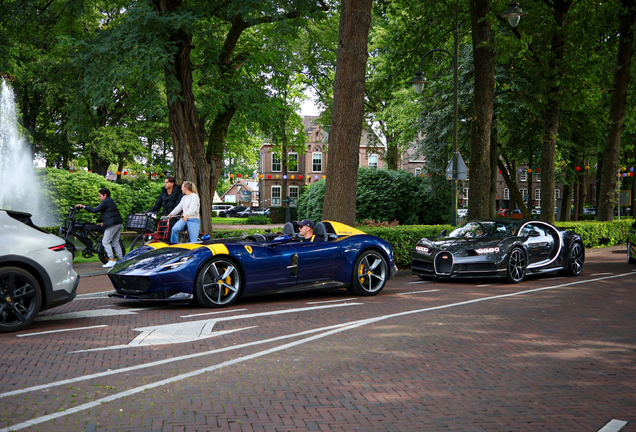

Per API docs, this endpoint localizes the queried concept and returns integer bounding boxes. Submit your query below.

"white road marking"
[476,284,493,287]
[397,290,439,296]
[17,325,108,337]
[181,302,362,319]
[591,273,613,276]
[408,280,429,284]
[35,308,148,321]
[180,308,247,318]
[2,271,634,431]
[598,419,628,432]
[306,298,357,304]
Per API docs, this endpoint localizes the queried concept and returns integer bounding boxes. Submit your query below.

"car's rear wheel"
[564,242,584,276]
[628,242,636,264]
[506,247,526,283]
[347,251,388,296]
[194,257,242,307]
[0,267,42,333]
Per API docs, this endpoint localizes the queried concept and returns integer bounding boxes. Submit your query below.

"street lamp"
[410,0,524,226]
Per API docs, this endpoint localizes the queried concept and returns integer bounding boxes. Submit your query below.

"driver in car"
[298,219,315,242]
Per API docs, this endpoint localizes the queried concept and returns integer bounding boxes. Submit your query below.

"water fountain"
[0,78,52,226]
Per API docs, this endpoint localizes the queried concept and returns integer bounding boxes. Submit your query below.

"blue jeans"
[170,218,200,243]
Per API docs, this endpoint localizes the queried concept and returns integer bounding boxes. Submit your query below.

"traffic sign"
[446,151,468,180]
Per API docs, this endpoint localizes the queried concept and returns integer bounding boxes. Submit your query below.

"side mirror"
[529,231,541,237]
[439,229,447,237]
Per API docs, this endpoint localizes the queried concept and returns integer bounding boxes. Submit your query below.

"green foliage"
[296,169,452,225]
[37,168,164,227]
[245,216,270,225]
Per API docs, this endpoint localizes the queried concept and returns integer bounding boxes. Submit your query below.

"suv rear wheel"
[0,267,42,333]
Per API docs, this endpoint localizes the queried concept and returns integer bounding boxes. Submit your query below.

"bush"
[245,216,270,225]
[268,206,297,224]
[37,168,165,228]
[295,169,452,225]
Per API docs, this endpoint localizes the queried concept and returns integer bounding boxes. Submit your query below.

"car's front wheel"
[506,247,527,283]
[347,251,388,296]
[564,242,584,276]
[194,257,242,307]
[0,267,42,333]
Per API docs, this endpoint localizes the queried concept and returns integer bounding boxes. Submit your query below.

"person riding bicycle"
[76,188,124,268]
[148,176,182,239]
[168,181,200,243]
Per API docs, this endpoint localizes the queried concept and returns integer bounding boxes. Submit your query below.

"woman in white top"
[168,181,201,243]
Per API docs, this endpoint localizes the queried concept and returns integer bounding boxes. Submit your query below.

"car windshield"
[448,221,517,238]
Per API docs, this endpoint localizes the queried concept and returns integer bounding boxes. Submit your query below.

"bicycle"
[59,206,126,264]
[128,213,210,250]
[128,212,170,251]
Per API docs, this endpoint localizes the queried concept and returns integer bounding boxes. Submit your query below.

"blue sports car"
[108,221,396,307]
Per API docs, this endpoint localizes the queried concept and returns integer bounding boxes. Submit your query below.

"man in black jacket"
[76,188,124,268]
[148,176,183,239]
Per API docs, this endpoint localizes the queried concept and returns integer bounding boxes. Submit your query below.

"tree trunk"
[385,134,398,170]
[468,0,494,220]
[597,0,636,221]
[489,113,498,218]
[322,0,372,225]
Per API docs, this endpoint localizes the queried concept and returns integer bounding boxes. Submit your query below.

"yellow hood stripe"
[324,221,366,236]
[147,242,229,255]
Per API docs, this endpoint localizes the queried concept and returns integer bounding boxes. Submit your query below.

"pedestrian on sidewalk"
[148,176,182,239]
[168,181,200,243]
[76,188,124,268]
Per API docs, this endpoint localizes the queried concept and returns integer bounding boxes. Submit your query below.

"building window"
[312,152,322,172]
[272,153,281,172]
[463,188,469,207]
[520,171,527,182]
[369,154,378,170]
[414,167,421,176]
[535,188,541,208]
[535,172,541,182]
[272,186,281,206]
[504,188,510,200]
[519,188,528,203]
[555,188,561,199]
[287,152,298,172]
[289,185,299,205]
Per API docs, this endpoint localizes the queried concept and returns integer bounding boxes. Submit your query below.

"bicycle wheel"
[130,234,151,251]
[97,240,126,264]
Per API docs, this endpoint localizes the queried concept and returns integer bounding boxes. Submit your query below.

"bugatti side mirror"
[529,231,541,237]
[439,229,447,237]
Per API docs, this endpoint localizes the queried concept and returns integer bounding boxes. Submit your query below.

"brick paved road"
[0,248,635,431]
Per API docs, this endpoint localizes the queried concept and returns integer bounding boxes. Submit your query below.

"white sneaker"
[102,260,117,268]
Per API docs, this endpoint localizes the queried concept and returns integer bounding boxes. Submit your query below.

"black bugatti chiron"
[411,219,584,283]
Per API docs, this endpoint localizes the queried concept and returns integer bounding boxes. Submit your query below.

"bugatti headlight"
[475,247,500,255]
[415,245,433,255]
[159,255,194,270]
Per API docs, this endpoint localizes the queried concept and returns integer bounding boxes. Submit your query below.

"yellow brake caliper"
[359,263,365,284]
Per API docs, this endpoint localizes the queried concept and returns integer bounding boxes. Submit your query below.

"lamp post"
[410,0,525,227]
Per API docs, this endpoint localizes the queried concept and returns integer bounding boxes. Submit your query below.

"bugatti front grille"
[109,275,151,293]
[434,251,454,275]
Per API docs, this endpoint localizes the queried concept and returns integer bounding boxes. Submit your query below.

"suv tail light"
[49,244,67,251]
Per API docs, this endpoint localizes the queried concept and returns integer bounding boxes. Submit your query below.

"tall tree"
[597,0,636,220]
[323,0,373,225]
[467,0,494,220]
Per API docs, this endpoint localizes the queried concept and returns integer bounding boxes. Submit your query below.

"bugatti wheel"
[194,257,242,307]
[347,251,388,296]
[0,267,42,333]
[506,247,526,284]
[628,242,636,264]
[564,242,584,276]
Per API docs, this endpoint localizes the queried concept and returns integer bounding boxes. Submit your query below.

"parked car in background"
[212,204,233,215]
[220,206,248,218]
[457,209,468,219]
[582,208,596,215]
[0,209,79,332]
[531,209,541,215]
[238,207,262,218]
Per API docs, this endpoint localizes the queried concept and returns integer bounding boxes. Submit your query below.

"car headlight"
[415,245,433,255]
[475,247,500,255]
[159,256,194,270]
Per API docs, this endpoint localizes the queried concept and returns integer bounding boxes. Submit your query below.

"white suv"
[0,209,79,332]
